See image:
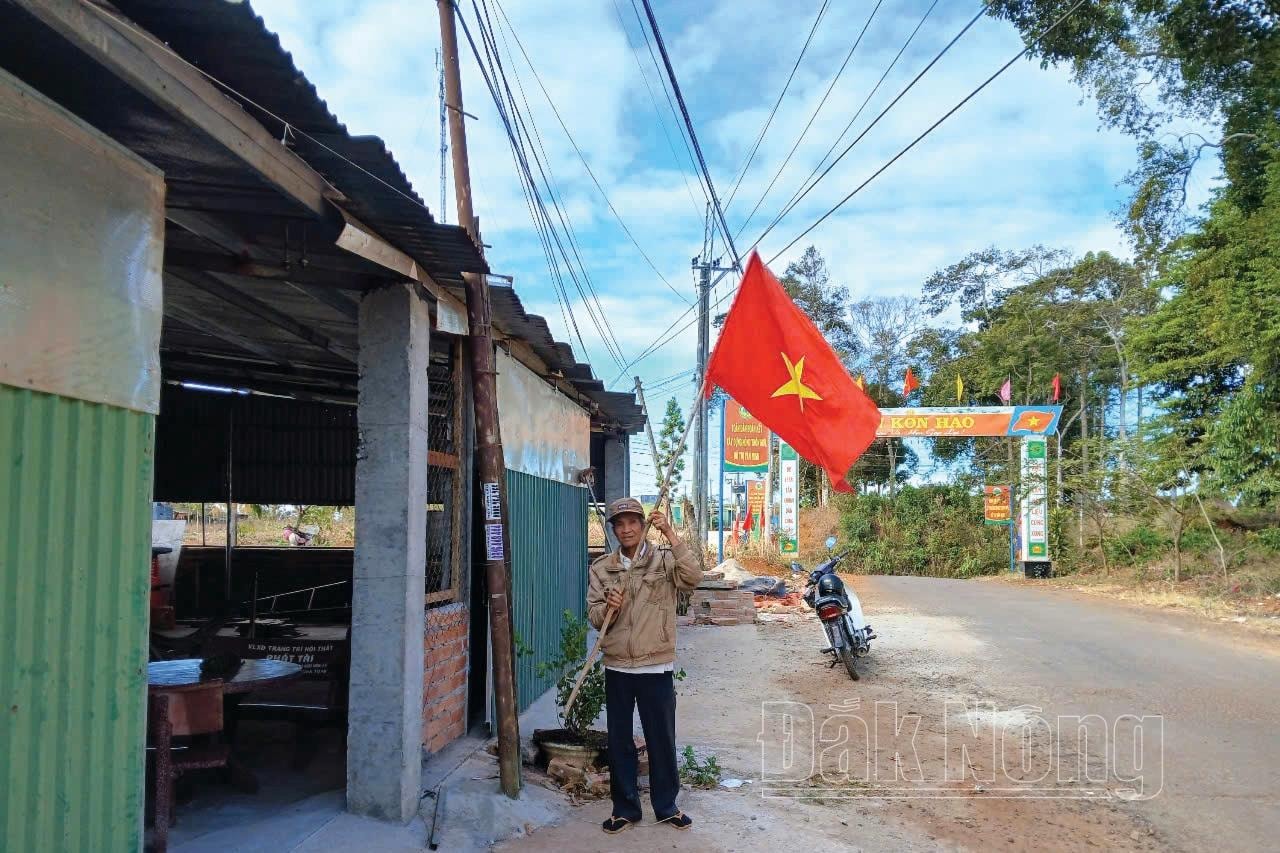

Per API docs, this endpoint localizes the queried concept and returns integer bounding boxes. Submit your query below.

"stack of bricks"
[422,603,469,754]
[691,579,757,626]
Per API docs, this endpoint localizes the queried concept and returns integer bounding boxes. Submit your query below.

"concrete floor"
[168,687,578,852]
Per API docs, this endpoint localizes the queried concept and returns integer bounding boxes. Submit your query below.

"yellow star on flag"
[771,352,823,411]
[1027,415,1041,427]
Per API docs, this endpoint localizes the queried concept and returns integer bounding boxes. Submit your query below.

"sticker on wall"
[483,482,502,521]
[485,523,505,561]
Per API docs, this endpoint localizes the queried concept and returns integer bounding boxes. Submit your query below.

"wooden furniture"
[147,657,303,694]
[146,681,228,852]
[231,630,351,769]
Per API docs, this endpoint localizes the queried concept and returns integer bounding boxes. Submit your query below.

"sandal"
[602,816,634,834]
[657,811,693,830]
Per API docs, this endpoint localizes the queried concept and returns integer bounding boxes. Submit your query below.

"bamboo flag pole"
[563,381,705,721]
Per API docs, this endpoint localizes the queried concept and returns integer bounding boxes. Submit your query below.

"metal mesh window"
[426,339,465,607]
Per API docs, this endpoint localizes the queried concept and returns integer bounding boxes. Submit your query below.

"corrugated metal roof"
[489,285,646,434]
[110,0,486,288]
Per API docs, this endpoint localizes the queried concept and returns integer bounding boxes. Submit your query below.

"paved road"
[858,575,1280,852]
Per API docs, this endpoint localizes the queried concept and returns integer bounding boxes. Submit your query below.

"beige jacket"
[587,541,702,668]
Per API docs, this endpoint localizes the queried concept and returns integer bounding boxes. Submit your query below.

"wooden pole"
[438,0,520,798]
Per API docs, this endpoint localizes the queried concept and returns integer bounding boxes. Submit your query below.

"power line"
[619,0,709,213]
[766,0,1092,262]
[759,0,941,244]
[732,0,890,241]
[638,0,741,269]
[464,0,630,370]
[455,0,621,368]
[490,0,692,307]
[476,0,629,367]
[751,3,990,249]
[722,0,831,211]
[616,0,962,379]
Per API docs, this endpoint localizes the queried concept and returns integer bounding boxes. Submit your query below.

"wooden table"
[148,658,305,794]
[147,657,303,694]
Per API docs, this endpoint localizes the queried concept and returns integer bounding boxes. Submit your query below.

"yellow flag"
[956,374,964,403]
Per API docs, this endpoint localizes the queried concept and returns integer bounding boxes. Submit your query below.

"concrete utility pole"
[633,376,663,474]
[437,0,521,798]
[689,254,736,555]
[692,259,711,549]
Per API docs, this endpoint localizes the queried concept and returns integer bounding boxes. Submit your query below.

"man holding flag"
[582,252,880,836]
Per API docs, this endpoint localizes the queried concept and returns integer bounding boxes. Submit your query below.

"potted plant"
[532,610,609,768]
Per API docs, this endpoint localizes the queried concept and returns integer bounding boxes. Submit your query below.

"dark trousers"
[604,668,680,821]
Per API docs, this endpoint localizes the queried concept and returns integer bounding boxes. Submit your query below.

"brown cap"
[606,497,645,523]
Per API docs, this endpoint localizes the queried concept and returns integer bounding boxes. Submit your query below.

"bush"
[1103,525,1171,567]
[835,484,1008,578]
[1253,527,1280,555]
[536,610,604,737]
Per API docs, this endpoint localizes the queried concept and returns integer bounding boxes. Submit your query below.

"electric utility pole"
[690,252,735,555]
[437,0,521,798]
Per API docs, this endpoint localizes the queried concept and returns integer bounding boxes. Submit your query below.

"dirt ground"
[498,574,1257,852]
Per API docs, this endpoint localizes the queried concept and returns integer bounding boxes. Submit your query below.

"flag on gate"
[903,367,920,397]
[704,252,880,492]
[1051,373,1061,403]
[999,378,1012,403]
[955,374,965,403]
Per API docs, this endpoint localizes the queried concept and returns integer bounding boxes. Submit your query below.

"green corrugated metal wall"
[506,470,588,712]
[1,385,155,852]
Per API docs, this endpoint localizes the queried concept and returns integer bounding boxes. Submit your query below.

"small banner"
[778,442,799,554]
[876,406,1063,437]
[984,485,1012,525]
[1020,437,1050,560]
[723,399,771,473]
[746,480,767,540]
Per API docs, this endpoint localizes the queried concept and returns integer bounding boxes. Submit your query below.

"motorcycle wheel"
[838,643,859,681]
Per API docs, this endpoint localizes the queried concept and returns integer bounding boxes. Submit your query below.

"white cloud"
[251,0,1145,495]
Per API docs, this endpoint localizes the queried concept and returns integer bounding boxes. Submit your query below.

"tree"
[987,1,1280,262]
[922,245,1067,326]
[656,397,686,493]
[778,246,858,359]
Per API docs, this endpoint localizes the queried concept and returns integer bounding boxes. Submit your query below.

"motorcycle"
[794,536,875,680]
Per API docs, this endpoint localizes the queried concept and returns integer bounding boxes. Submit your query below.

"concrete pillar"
[602,433,630,551]
[348,283,429,822]
[603,433,630,503]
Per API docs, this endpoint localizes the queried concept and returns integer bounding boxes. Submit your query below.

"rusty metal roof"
[110,0,486,287]
[489,285,645,434]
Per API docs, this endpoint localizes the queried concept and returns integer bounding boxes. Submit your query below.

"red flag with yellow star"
[704,252,880,492]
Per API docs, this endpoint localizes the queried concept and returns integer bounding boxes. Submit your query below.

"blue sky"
[252,0,1144,496]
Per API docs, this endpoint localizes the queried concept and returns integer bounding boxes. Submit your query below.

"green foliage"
[678,746,722,788]
[1103,525,1171,567]
[536,610,604,737]
[657,398,687,493]
[835,485,1009,578]
[1254,528,1280,555]
[778,246,857,359]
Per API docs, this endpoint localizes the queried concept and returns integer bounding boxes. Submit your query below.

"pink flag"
[999,378,1012,403]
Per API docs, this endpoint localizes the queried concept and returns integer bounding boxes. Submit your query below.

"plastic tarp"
[495,348,590,484]
[0,71,164,414]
